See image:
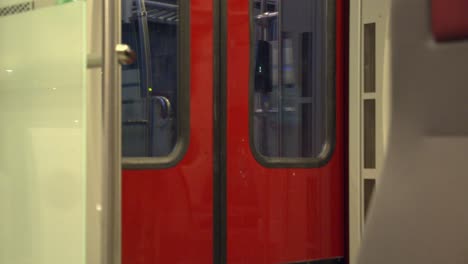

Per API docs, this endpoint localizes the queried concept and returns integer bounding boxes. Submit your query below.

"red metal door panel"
[122,0,214,262]
[226,0,347,263]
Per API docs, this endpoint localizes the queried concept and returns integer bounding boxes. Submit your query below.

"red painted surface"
[123,0,347,262]
[432,0,468,41]
[226,0,346,263]
[122,0,214,262]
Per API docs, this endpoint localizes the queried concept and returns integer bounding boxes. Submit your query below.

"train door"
[121,0,215,263]
[225,0,347,263]
[121,0,346,263]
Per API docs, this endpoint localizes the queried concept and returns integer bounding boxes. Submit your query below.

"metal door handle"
[153,96,172,119]
[115,44,136,65]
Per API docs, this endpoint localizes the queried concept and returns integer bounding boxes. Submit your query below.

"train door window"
[121,0,189,167]
[251,0,335,167]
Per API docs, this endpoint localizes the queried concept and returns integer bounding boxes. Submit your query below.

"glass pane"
[364,99,376,168]
[122,0,179,157]
[364,23,376,93]
[252,0,332,160]
[0,1,87,263]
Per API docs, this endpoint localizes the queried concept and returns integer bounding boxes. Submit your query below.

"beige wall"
[348,0,391,263]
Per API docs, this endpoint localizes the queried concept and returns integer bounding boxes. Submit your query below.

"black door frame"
[213,0,227,263]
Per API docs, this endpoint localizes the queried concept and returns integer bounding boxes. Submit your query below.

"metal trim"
[122,0,190,169]
[102,0,122,262]
[87,53,102,68]
[248,0,337,168]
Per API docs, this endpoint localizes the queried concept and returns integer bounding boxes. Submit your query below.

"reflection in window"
[252,0,333,161]
[122,0,179,157]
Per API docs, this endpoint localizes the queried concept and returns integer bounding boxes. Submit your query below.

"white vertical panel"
[348,0,363,263]
[0,2,87,263]
[349,0,391,263]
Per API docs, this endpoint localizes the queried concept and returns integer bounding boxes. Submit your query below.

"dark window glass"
[363,99,376,168]
[121,0,180,158]
[251,0,334,164]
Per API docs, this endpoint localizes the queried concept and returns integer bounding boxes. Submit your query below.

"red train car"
[121,0,348,263]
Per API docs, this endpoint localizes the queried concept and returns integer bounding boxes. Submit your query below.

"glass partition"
[0,1,88,263]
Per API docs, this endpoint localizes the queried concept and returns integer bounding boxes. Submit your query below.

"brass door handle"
[115,44,136,65]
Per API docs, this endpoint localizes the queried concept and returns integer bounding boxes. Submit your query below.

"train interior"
[121,0,179,157]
